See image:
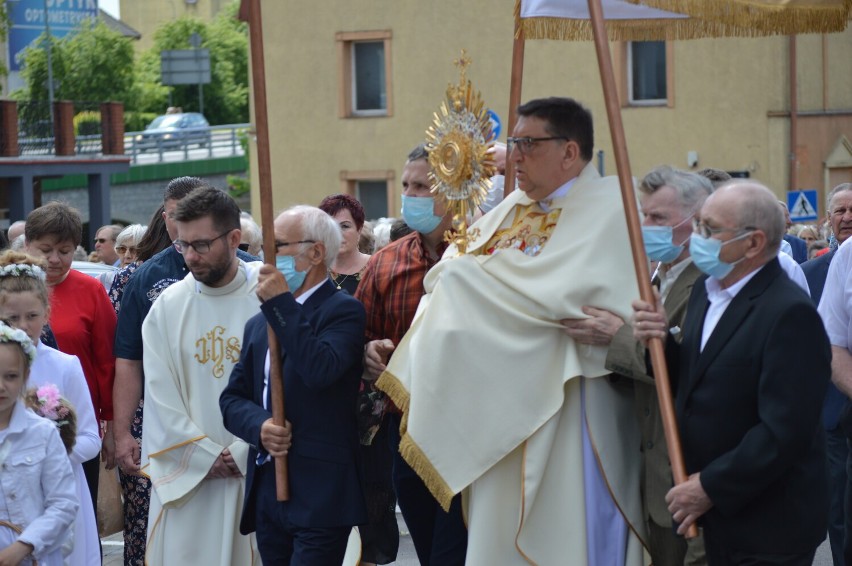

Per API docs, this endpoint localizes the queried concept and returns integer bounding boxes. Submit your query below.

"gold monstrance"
[425,50,496,255]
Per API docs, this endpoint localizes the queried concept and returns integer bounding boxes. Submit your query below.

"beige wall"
[119,0,227,50]
[247,0,852,221]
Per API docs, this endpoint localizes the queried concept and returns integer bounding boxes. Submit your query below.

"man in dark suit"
[220,205,367,565]
[564,165,712,566]
[802,182,852,566]
[634,181,831,565]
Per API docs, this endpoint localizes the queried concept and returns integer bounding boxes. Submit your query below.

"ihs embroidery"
[195,326,241,378]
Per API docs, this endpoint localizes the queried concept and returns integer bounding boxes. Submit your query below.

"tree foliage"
[13,0,248,125]
[146,5,248,124]
[16,20,136,108]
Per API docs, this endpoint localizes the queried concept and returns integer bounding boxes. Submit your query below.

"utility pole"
[43,0,55,137]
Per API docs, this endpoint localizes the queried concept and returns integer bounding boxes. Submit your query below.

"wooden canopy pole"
[244,0,289,501]
[504,19,526,197]
[585,0,696,538]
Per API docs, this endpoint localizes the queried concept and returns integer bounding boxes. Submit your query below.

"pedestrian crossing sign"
[788,190,818,222]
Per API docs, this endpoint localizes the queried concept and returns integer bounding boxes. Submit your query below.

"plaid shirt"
[354,231,447,346]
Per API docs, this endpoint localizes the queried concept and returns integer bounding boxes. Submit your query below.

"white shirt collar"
[295,278,326,305]
[704,264,763,302]
[539,177,577,212]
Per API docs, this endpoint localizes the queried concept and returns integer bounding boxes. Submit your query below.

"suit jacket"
[606,261,702,526]
[802,249,849,430]
[220,279,368,533]
[784,234,808,264]
[670,258,830,554]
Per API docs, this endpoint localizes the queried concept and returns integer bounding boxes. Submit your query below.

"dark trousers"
[388,413,467,566]
[704,531,815,566]
[825,426,848,566]
[254,465,351,566]
[82,455,100,520]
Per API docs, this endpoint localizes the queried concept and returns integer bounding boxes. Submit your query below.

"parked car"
[134,112,211,152]
[72,261,118,278]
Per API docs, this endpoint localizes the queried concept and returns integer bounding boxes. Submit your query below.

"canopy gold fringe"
[514,0,851,41]
[628,0,850,35]
[376,369,456,511]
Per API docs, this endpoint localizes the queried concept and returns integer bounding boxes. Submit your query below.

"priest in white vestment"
[140,187,261,566]
[377,98,648,565]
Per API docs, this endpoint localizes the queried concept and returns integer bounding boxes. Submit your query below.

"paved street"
[103,510,419,565]
[103,521,831,565]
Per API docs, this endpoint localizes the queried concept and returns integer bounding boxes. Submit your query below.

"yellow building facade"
[119,0,229,50]
[244,1,852,221]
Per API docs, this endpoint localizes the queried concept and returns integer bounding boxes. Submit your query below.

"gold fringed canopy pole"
[505,7,526,198]
[585,0,699,539]
[241,0,289,501]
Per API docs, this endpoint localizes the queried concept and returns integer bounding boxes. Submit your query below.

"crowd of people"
[0,95,851,566]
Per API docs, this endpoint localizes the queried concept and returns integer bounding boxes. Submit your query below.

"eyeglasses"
[115,246,138,255]
[506,136,569,156]
[692,219,756,239]
[273,240,316,252]
[238,243,250,252]
[173,230,232,255]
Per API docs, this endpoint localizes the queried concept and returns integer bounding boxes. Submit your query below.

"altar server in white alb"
[140,186,261,565]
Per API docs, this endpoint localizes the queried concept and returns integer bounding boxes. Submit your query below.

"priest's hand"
[257,264,290,302]
[666,473,713,535]
[207,448,243,479]
[260,418,293,458]
[364,339,395,380]
[561,306,624,346]
[632,289,668,346]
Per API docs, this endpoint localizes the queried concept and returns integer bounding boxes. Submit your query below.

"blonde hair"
[0,250,50,309]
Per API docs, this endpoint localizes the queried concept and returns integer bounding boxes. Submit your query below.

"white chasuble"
[141,261,262,566]
[378,164,648,565]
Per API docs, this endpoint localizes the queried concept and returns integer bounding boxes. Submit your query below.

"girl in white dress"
[0,252,101,566]
[0,322,77,566]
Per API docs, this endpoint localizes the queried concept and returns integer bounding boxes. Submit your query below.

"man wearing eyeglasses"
[94,224,123,266]
[111,177,258,566]
[139,185,262,565]
[374,97,646,564]
[634,181,830,565]
[221,205,367,565]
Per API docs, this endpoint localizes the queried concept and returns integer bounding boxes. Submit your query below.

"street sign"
[160,49,211,86]
[6,0,98,72]
[788,189,819,222]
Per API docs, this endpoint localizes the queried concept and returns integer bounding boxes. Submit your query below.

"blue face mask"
[642,226,685,263]
[641,214,693,263]
[401,195,442,234]
[689,231,753,279]
[276,255,308,291]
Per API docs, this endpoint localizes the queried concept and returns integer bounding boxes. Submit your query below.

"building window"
[628,41,667,104]
[336,31,393,118]
[614,41,674,108]
[340,170,395,220]
[355,180,389,219]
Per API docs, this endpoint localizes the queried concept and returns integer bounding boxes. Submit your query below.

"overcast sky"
[100,0,119,18]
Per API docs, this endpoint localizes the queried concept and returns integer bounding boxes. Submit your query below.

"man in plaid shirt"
[354,144,467,565]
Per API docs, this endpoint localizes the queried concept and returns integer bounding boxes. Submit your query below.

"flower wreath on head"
[25,384,77,454]
[0,323,36,365]
[0,263,46,281]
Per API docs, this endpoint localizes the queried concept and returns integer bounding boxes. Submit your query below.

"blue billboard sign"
[6,0,99,72]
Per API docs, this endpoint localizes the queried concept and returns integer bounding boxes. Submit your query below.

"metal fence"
[17,123,249,163]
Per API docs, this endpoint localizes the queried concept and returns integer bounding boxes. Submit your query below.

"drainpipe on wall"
[789,35,799,192]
